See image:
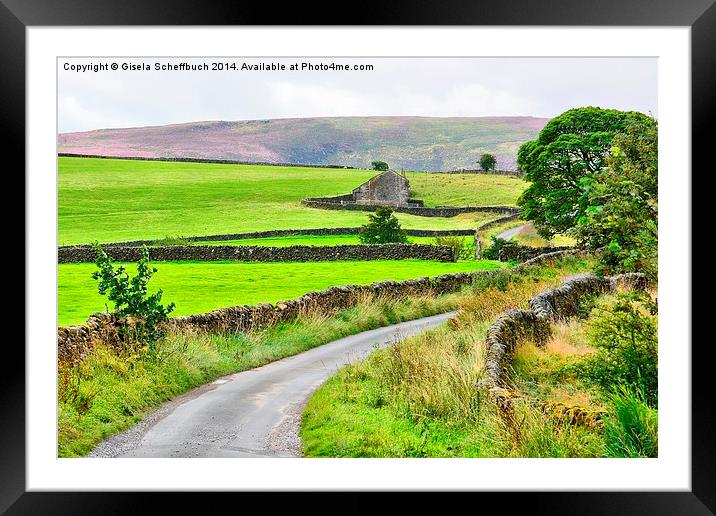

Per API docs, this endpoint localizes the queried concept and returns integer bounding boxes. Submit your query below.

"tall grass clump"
[507,288,658,459]
[498,399,605,458]
[370,257,593,424]
[369,326,488,424]
[603,385,658,457]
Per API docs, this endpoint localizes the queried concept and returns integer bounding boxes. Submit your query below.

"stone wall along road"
[483,272,649,392]
[57,249,586,365]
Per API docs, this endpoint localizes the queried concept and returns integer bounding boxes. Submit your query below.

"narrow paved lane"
[496,223,528,241]
[90,311,456,458]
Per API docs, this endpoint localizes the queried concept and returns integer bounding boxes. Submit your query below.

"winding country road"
[496,223,528,241]
[90,311,456,458]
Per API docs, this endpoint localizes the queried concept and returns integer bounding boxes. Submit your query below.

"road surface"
[89,311,456,458]
[496,223,528,241]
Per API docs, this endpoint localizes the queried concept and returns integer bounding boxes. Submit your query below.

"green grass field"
[58,259,505,326]
[179,235,472,247]
[58,157,525,245]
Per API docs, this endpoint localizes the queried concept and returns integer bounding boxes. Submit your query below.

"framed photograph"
[8,0,711,512]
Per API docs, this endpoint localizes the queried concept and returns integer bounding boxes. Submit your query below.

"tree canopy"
[371,160,389,171]
[358,207,408,244]
[575,118,658,278]
[517,107,654,238]
[479,153,497,171]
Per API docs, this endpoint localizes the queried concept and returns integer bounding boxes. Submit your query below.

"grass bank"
[508,289,658,458]
[59,157,524,245]
[58,259,504,326]
[300,261,658,458]
[58,290,467,457]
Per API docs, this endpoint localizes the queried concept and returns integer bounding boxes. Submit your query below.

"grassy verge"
[58,291,466,457]
[507,290,658,457]
[300,255,597,457]
[301,270,658,458]
[58,259,504,326]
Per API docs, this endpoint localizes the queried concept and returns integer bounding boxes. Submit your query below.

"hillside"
[57,116,548,171]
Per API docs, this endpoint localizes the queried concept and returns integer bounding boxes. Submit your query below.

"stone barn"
[352,170,411,207]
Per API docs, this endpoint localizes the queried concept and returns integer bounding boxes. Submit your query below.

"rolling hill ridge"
[57,116,549,172]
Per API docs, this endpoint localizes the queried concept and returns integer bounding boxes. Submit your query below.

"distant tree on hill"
[359,207,408,244]
[371,161,389,171]
[517,106,654,239]
[479,153,497,171]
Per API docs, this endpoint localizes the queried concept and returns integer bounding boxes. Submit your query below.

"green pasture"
[58,259,505,326]
[181,234,472,247]
[58,157,525,245]
[407,173,525,207]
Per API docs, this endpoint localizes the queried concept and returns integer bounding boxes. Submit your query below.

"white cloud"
[269,81,373,117]
[58,57,657,132]
[58,95,133,134]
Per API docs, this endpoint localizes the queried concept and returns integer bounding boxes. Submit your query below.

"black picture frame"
[6,0,710,512]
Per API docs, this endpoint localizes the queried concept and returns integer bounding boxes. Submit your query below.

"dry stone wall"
[56,249,593,365]
[301,198,518,218]
[59,227,476,249]
[483,271,649,391]
[58,269,485,364]
[498,242,574,262]
[440,169,523,177]
[57,313,116,364]
[58,153,358,170]
[58,243,456,264]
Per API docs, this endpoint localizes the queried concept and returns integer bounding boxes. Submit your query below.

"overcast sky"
[58,57,657,133]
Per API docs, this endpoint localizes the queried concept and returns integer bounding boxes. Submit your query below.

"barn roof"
[353,169,407,190]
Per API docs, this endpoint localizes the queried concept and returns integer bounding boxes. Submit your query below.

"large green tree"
[517,107,654,238]
[575,118,658,278]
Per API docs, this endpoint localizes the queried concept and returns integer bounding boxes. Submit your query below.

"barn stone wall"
[352,170,411,206]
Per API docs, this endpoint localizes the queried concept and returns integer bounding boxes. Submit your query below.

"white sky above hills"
[58,57,657,133]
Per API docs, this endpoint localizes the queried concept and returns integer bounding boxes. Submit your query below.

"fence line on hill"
[57,153,358,170]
